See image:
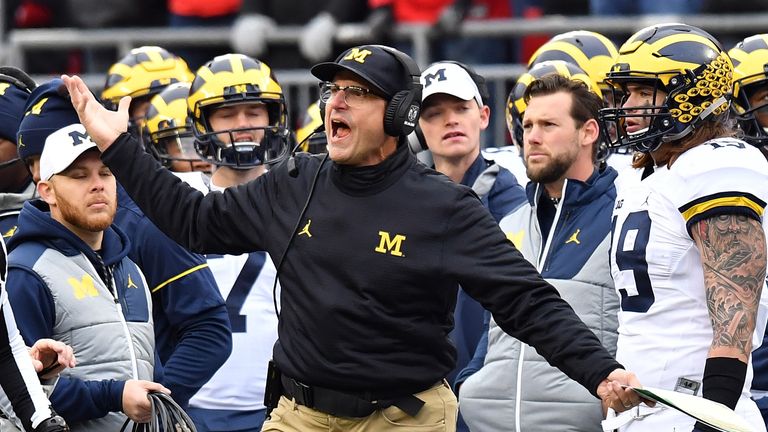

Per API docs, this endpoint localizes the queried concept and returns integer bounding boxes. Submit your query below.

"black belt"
[280,375,428,418]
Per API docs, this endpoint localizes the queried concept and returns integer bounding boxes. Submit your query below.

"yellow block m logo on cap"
[26,97,48,116]
[69,274,99,299]
[375,231,406,257]
[344,48,373,64]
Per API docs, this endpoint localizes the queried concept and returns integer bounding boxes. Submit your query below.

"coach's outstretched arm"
[61,74,273,255]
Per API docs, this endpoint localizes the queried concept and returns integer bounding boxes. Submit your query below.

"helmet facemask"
[152,125,211,173]
[188,54,290,169]
[732,79,768,147]
[598,24,733,154]
[194,95,290,169]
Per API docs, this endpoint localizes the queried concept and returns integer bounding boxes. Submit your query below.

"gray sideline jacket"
[459,168,620,431]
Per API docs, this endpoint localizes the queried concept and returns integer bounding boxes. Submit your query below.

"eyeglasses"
[319,82,375,107]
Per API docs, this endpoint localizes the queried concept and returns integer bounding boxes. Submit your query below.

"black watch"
[34,415,69,432]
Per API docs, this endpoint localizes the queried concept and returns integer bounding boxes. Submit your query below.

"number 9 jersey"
[610,137,768,431]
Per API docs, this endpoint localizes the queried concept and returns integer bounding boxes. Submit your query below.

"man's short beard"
[526,151,576,185]
[56,192,114,232]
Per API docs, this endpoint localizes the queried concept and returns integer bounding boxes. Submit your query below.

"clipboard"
[628,386,754,432]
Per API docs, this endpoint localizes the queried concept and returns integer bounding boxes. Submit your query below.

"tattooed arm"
[691,213,766,362]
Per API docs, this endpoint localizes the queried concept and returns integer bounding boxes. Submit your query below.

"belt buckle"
[292,379,314,407]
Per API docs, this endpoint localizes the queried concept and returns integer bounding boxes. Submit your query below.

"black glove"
[365,6,393,41]
[34,415,68,432]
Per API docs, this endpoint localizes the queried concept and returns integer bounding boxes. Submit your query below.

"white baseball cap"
[40,123,98,181]
[420,62,483,107]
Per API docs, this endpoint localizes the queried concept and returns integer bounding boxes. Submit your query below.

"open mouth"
[331,119,351,139]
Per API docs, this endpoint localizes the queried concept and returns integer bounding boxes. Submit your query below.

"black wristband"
[693,358,747,432]
[702,356,747,410]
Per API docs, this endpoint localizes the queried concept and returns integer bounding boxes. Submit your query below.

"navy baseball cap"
[17,79,81,160]
[311,45,411,99]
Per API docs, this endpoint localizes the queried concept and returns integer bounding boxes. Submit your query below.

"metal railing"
[3,13,767,146]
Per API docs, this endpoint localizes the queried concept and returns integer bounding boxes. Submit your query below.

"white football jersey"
[610,138,768,431]
[188,182,279,412]
[188,251,279,411]
[482,145,529,186]
[606,150,635,173]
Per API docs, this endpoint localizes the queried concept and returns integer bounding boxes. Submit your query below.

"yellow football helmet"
[506,60,600,149]
[729,34,768,147]
[599,23,732,153]
[188,53,289,167]
[144,82,210,173]
[529,30,618,101]
[101,46,194,110]
[295,101,326,154]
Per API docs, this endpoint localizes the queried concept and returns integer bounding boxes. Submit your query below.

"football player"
[101,46,194,147]
[184,53,288,432]
[143,82,213,175]
[729,33,768,426]
[730,34,768,150]
[598,23,768,432]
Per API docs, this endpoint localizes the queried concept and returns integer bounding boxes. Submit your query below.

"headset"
[408,60,489,153]
[0,67,36,93]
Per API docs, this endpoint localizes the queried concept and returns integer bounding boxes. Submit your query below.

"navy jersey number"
[614,211,655,312]
[210,252,266,333]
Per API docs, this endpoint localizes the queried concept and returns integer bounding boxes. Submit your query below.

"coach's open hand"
[61,74,129,152]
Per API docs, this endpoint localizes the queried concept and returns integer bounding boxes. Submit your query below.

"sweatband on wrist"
[702,356,747,410]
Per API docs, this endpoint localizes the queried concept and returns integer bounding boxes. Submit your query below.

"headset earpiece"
[368,45,423,137]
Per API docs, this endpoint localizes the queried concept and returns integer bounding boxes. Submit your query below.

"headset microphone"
[288,123,325,177]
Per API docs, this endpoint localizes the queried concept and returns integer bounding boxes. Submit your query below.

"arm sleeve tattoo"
[692,214,766,361]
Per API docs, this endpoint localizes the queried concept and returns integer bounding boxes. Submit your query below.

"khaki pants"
[261,380,457,432]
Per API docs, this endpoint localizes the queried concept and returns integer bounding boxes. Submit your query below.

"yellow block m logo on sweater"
[69,274,99,299]
[375,231,406,257]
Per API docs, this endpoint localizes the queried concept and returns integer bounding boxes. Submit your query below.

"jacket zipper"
[95,254,140,379]
[519,181,569,429]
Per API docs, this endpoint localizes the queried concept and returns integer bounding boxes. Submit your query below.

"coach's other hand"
[597,369,655,413]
